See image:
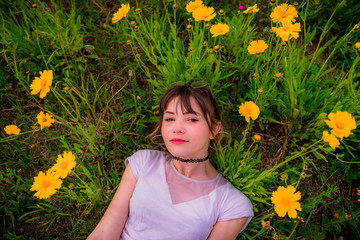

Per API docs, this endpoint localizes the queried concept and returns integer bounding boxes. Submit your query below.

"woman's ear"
[210,122,222,140]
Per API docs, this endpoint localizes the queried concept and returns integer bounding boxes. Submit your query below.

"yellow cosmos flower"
[210,23,229,37]
[324,111,356,140]
[238,101,260,122]
[243,4,259,14]
[30,70,53,99]
[355,42,360,49]
[192,6,216,21]
[112,4,130,23]
[254,134,261,141]
[322,131,340,149]
[30,170,62,199]
[4,125,21,135]
[271,19,301,42]
[37,111,55,129]
[50,151,76,179]
[270,3,298,23]
[186,0,204,13]
[271,186,302,218]
[247,40,268,54]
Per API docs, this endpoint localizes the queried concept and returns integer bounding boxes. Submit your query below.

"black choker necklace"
[172,155,209,163]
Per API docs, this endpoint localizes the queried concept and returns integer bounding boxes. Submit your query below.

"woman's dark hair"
[157,84,221,137]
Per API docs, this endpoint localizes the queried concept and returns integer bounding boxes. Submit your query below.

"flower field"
[1,0,360,239]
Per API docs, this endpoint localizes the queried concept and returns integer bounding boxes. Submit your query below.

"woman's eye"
[164,118,174,122]
[189,118,199,122]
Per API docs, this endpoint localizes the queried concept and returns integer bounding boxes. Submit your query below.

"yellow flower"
[37,111,55,129]
[210,23,229,37]
[4,125,21,135]
[50,151,76,179]
[254,134,261,141]
[30,70,53,99]
[112,4,130,23]
[30,170,62,199]
[270,3,298,23]
[322,131,340,149]
[271,19,301,42]
[238,101,260,122]
[186,0,204,13]
[271,186,302,218]
[247,40,268,54]
[258,88,263,93]
[192,6,216,21]
[355,42,360,49]
[243,4,259,14]
[324,111,356,140]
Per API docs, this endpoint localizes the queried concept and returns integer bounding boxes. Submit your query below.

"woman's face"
[161,96,214,159]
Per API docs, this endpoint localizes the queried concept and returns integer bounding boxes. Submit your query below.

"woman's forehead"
[165,96,201,115]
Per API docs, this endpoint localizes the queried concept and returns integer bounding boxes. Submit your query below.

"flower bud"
[254,134,261,141]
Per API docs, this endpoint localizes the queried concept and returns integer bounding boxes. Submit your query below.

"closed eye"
[188,118,199,122]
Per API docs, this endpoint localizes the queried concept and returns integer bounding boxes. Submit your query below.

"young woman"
[88,84,253,240]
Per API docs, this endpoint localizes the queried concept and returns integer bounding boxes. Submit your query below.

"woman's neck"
[172,159,218,180]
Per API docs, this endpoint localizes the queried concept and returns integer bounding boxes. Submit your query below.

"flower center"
[42,79,48,87]
[336,121,345,129]
[246,109,253,115]
[61,162,69,169]
[42,118,47,122]
[281,12,288,18]
[280,197,290,207]
[42,180,50,188]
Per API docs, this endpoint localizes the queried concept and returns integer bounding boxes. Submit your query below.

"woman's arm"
[87,164,137,240]
[207,217,249,240]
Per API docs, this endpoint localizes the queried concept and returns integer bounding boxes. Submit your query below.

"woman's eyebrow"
[164,110,200,115]
[164,111,175,115]
[183,111,200,115]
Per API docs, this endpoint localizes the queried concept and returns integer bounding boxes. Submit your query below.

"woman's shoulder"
[126,149,170,167]
[130,149,170,160]
[215,176,254,221]
[125,149,170,179]
[217,176,253,206]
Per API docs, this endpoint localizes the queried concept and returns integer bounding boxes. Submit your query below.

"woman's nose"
[173,120,185,134]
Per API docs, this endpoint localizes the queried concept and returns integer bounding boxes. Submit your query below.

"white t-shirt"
[120,150,254,240]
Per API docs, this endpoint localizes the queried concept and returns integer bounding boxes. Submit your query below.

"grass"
[1,0,360,239]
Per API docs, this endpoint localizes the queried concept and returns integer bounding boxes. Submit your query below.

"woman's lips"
[170,138,188,144]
